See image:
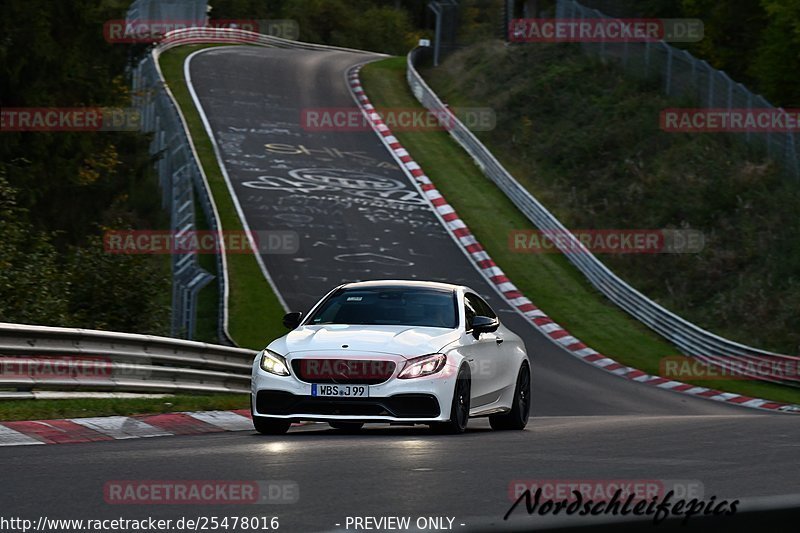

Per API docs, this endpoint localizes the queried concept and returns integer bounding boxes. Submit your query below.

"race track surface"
[184,45,746,417]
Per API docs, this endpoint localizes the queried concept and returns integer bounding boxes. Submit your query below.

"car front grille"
[291,358,396,385]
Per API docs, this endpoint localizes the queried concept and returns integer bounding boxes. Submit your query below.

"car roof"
[338,280,467,292]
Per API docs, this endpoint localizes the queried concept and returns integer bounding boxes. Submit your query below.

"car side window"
[463,294,478,331]
[465,293,498,332]
[474,294,497,319]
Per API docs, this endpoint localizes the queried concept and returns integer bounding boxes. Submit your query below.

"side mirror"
[282,311,303,329]
[472,315,499,338]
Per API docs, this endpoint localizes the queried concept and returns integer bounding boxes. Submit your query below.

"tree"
[751,0,800,106]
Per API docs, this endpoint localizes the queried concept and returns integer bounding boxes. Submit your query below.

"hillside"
[423,41,800,354]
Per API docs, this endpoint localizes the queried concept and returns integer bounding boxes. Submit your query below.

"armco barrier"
[155,27,377,54]
[133,39,218,341]
[406,47,799,385]
[0,323,256,395]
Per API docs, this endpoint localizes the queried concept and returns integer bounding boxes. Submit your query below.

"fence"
[555,0,799,180]
[132,50,218,341]
[126,0,221,342]
[407,47,799,385]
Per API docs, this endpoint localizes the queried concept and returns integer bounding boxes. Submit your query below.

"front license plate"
[311,384,369,397]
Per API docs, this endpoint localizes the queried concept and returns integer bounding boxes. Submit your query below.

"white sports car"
[251,280,531,434]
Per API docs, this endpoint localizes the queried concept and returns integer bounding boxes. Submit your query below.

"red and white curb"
[0,409,261,447]
[347,65,800,415]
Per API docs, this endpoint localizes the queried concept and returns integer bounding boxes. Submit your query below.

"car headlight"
[398,353,447,379]
[259,349,290,376]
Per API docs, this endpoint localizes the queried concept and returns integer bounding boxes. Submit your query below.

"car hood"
[267,325,461,359]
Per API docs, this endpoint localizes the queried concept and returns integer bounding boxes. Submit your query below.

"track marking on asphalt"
[69,416,172,439]
[0,409,258,447]
[1,419,113,444]
[185,410,254,431]
[0,424,45,446]
[136,412,225,435]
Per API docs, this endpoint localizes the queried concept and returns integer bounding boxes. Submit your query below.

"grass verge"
[159,45,286,349]
[360,57,799,405]
[0,394,248,422]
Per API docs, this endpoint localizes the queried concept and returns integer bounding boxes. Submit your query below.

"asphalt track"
[2,46,798,532]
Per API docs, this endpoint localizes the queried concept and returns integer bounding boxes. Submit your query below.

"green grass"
[0,394,248,422]
[360,57,800,405]
[159,45,286,349]
[420,42,800,355]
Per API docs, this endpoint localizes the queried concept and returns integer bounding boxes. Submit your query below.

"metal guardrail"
[155,27,379,54]
[406,47,799,385]
[0,323,256,395]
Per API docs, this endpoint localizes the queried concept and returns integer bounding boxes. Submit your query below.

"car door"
[473,293,519,393]
[462,292,504,407]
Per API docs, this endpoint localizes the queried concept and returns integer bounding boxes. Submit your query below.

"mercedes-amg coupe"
[251,280,531,434]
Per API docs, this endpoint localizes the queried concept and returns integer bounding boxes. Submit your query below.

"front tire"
[489,363,531,430]
[431,366,471,434]
[253,416,291,435]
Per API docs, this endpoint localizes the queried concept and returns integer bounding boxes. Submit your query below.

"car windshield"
[307,287,458,328]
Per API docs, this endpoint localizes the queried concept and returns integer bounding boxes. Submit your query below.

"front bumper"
[251,360,457,423]
[255,390,440,420]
